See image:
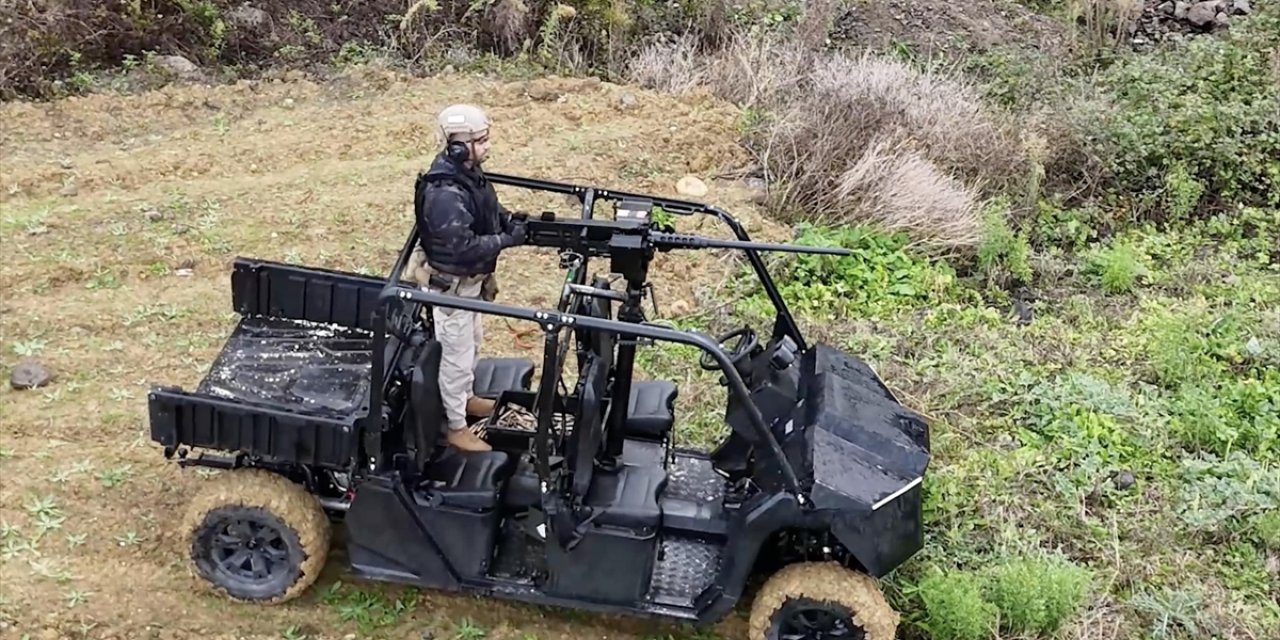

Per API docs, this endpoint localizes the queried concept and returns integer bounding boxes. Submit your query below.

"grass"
[630,205,1279,640]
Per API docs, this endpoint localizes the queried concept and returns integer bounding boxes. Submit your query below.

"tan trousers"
[424,276,484,432]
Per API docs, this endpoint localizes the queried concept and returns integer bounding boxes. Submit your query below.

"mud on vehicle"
[147,174,931,640]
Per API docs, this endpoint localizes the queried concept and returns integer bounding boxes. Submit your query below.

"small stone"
[1157,1,1175,13]
[1186,1,1219,26]
[616,91,638,111]
[1215,11,1231,25]
[1113,471,1136,490]
[144,209,164,222]
[675,175,707,197]
[1233,0,1251,14]
[156,54,200,79]
[175,268,194,277]
[1175,1,1191,18]
[57,158,73,169]
[228,5,269,29]
[59,181,77,196]
[12,361,54,390]
[282,98,295,109]
[1245,336,1263,357]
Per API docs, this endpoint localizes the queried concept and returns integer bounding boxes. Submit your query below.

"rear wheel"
[181,468,330,604]
[748,562,898,640]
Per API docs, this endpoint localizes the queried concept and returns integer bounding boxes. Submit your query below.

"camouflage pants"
[426,275,485,432]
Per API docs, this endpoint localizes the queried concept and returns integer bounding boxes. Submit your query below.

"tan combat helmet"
[437,103,490,142]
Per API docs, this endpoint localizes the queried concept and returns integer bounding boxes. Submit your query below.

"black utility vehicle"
[148,174,931,640]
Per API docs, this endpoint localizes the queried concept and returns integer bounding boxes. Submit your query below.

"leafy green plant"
[982,554,1093,637]
[914,570,998,640]
[1086,240,1145,294]
[747,223,957,319]
[976,197,1032,286]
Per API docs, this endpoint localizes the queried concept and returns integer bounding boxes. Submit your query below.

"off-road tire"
[181,468,330,604]
[747,561,898,640]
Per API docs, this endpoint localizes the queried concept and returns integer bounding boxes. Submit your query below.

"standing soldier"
[411,103,526,452]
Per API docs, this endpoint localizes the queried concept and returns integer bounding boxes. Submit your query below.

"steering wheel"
[699,326,759,372]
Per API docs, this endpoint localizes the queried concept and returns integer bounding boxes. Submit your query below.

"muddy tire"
[181,468,330,604]
[747,561,898,640]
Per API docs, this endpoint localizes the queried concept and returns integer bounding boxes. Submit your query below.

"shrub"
[626,29,1033,252]
[976,197,1033,287]
[750,224,957,318]
[982,554,1094,637]
[915,571,999,640]
[1086,240,1146,294]
[1048,6,1280,216]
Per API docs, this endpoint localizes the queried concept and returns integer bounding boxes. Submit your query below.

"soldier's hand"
[501,218,527,247]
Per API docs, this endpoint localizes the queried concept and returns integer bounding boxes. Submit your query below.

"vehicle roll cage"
[362,172,812,504]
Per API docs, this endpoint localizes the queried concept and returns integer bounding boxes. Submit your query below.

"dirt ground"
[0,66,791,640]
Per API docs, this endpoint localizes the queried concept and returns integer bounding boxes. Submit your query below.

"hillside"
[2,2,1278,640]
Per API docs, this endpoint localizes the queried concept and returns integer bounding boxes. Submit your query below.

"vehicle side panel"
[230,257,390,332]
[148,388,358,468]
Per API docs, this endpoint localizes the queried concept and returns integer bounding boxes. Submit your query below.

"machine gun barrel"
[651,232,853,256]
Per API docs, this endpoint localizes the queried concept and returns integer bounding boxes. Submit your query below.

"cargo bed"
[197,315,375,418]
[148,258,393,469]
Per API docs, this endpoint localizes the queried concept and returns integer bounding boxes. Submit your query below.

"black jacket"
[414,151,513,277]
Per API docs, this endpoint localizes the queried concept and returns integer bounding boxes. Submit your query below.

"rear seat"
[624,380,677,441]
[471,358,676,441]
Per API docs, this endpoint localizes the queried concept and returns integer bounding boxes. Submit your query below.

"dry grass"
[1068,0,1145,57]
[0,67,773,639]
[627,30,1031,251]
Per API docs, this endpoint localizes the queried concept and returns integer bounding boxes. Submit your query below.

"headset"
[446,139,470,163]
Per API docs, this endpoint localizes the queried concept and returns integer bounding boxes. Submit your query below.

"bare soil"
[0,66,789,640]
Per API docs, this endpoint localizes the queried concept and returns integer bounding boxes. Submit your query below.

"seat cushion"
[472,358,535,398]
[585,463,668,530]
[421,449,517,510]
[625,380,677,440]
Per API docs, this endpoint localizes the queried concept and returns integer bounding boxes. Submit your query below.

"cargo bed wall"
[149,387,357,468]
[230,257,392,332]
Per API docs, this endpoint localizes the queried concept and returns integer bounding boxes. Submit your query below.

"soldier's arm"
[427,188,509,263]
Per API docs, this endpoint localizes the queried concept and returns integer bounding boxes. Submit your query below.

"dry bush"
[1069,0,1144,57]
[623,23,1031,251]
[805,136,985,248]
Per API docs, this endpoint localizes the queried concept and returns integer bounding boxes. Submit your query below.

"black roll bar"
[366,281,806,502]
[484,172,809,351]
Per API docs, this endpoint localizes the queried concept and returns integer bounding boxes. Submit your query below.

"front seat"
[409,340,516,510]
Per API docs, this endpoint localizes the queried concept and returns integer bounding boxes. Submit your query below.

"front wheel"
[181,468,331,604]
[747,562,898,640]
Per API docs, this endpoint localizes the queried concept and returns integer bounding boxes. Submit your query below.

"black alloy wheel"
[769,596,868,640]
[192,505,304,600]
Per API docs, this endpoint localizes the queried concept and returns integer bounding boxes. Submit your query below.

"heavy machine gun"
[497,189,854,477]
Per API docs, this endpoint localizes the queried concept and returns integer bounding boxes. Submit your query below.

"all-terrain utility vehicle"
[147,174,931,639]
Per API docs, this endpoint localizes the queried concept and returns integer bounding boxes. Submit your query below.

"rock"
[616,91,638,111]
[228,5,269,29]
[1175,1,1191,18]
[143,209,164,222]
[1233,0,1251,14]
[1113,470,1136,491]
[1216,11,1231,25]
[59,181,77,197]
[1157,1,1174,13]
[156,55,200,79]
[675,175,707,197]
[10,361,53,390]
[1186,1,1220,26]
[525,84,561,102]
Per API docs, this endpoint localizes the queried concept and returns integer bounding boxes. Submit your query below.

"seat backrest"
[570,351,610,497]
[409,340,445,471]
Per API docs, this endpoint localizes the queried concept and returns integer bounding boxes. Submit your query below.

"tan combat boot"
[466,396,496,417]
[447,427,492,452]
